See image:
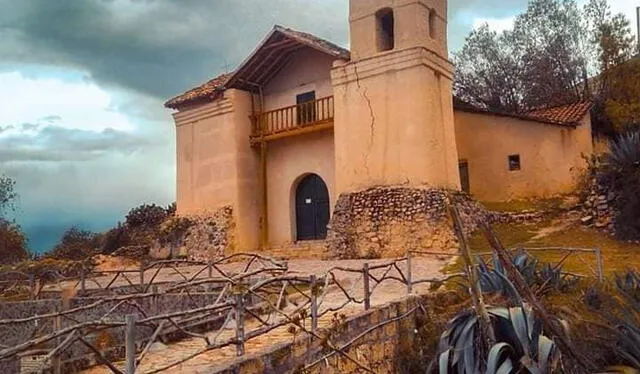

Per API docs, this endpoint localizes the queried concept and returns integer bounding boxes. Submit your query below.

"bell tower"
[331,0,460,194]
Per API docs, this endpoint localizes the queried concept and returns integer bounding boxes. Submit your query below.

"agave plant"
[537,263,580,294]
[436,303,558,373]
[601,130,640,240]
[477,250,578,300]
[477,249,536,300]
[604,131,640,173]
[615,270,640,303]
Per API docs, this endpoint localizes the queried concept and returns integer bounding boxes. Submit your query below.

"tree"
[454,25,524,113]
[49,227,99,261]
[0,219,28,265]
[125,203,169,229]
[453,0,635,123]
[586,0,639,133]
[0,175,17,218]
[603,59,640,131]
[0,175,28,264]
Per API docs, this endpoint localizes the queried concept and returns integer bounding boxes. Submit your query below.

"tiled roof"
[453,98,592,127]
[164,73,231,109]
[526,102,593,126]
[273,25,350,60]
[164,26,349,110]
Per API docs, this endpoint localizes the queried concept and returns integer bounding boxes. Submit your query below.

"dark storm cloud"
[0,125,157,162]
[0,0,527,101]
[0,0,349,99]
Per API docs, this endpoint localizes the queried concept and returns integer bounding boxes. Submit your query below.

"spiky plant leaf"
[435,303,558,373]
[486,342,514,374]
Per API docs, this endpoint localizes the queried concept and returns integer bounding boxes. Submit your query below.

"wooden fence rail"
[0,247,606,373]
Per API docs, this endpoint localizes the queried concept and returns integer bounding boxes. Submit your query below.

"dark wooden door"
[459,160,470,194]
[295,174,330,241]
[296,91,316,125]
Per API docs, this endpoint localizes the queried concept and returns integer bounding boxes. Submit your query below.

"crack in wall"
[352,63,376,178]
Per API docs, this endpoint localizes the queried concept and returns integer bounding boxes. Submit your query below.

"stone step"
[262,241,328,260]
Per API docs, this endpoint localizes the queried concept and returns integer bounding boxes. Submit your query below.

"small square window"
[508,155,521,171]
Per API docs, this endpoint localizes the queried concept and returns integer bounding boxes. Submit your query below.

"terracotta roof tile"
[164,73,231,109]
[273,25,350,59]
[164,26,349,110]
[526,102,593,126]
[453,99,592,127]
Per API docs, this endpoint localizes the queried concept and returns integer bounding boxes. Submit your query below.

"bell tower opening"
[428,9,437,39]
[376,8,394,52]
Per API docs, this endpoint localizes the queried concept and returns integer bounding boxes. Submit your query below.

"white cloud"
[0,71,135,133]
[472,16,516,33]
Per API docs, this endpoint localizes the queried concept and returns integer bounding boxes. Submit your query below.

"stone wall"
[151,206,234,261]
[579,176,616,233]
[325,186,494,259]
[1,291,239,373]
[211,296,426,374]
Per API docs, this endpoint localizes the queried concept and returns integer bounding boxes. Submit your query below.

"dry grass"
[445,219,640,277]
[480,197,566,213]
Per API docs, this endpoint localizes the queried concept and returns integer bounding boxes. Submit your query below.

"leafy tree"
[99,223,131,255]
[49,226,99,261]
[603,59,640,131]
[0,219,28,265]
[0,175,17,218]
[125,203,169,229]
[454,25,524,113]
[0,175,28,264]
[454,0,636,128]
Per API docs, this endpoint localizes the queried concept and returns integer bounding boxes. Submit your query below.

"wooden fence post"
[125,314,137,374]
[595,248,604,283]
[52,306,62,374]
[363,263,370,310]
[139,263,145,288]
[80,264,86,294]
[28,274,36,300]
[406,252,413,295]
[235,293,245,356]
[310,275,318,334]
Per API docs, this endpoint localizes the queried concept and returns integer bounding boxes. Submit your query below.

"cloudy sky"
[0,0,637,253]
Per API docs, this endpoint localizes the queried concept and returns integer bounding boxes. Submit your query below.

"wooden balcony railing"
[251,96,334,142]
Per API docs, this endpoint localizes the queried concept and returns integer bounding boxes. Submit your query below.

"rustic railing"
[251,96,334,140]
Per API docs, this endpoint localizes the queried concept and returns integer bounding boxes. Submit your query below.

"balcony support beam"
[259,141,269,248]
[250,121,333,147]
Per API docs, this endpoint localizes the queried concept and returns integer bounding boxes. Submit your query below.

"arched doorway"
[295,174,330,241]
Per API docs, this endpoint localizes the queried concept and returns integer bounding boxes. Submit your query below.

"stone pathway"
[80,256,452,373]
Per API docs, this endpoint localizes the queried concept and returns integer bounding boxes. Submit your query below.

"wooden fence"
[0,247,605,373]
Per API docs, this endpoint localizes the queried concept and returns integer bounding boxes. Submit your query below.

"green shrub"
[125,203,169,229]
[158,216,193,251]
[0,219,28,265]
[99,223,131,255]
[48,226,99,261]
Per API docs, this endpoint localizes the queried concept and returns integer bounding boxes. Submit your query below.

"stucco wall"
[173,89,261,251]
[349,0,447,61]
[454,110,593,202]
[265,129,335,246]
[331,47,461,195]
[262,47,335,112]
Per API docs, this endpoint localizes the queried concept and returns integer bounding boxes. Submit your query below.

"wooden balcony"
[251,96,334,145]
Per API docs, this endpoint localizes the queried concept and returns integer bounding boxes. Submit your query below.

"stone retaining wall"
[0,291,239,373]
[149,206,235,261]
[211,296,427,374]
[325,186,495,259]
